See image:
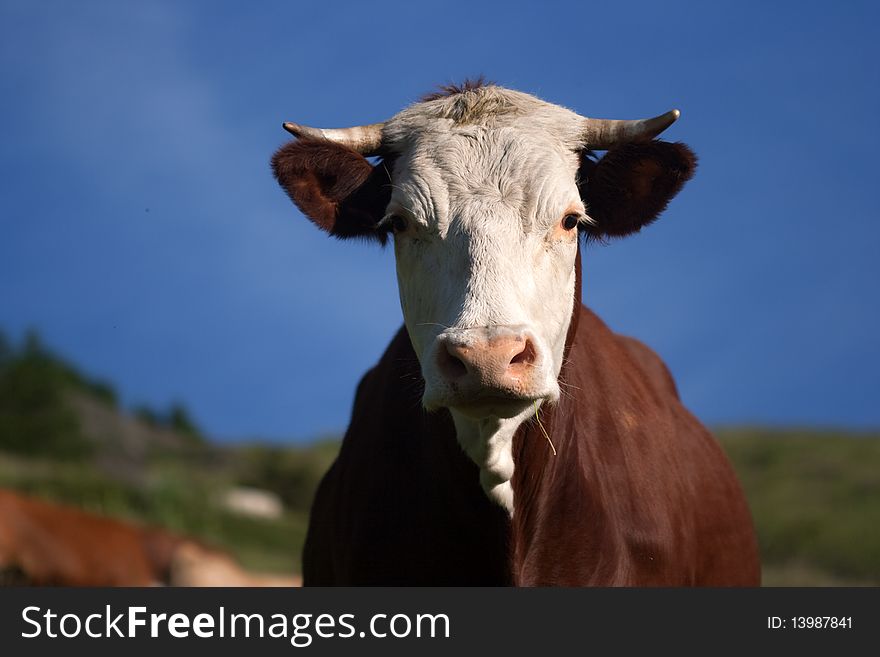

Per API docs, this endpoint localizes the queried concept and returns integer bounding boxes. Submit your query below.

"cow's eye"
[562,214,580,231]
[389,215,408,234]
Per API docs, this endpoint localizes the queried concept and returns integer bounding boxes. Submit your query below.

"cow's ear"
[271,139,392,242]
[578,141,696,238]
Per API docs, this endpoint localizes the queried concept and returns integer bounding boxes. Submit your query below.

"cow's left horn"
[281,122,385,155]
[580,110,680,150]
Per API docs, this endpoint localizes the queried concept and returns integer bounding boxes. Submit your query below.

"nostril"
[437,343,469,380]
[508,339,537,372]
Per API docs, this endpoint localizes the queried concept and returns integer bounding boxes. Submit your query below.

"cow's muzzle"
[429,326,549,418]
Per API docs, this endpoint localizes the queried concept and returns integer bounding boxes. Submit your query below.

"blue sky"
[2,1,878,440]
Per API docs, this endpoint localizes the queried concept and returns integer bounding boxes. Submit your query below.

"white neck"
[450,407,535,515]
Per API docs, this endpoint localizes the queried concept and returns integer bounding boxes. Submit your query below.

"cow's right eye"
[389,215,408,233]
[562,214,580,231]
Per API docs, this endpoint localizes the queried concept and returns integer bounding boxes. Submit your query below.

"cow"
[0,488,181,586]
[0,489,300,586]
[271,81,760,586]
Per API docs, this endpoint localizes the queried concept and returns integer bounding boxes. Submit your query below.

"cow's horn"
[580,110,680,149]
[281,122,385,155]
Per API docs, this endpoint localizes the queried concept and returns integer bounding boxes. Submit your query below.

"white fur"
[381,87,583,511]
[451,407,535,514]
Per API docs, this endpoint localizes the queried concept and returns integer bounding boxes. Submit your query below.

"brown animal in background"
[273,82,760,585]
[0,489,299,586]
[0,489,180,585]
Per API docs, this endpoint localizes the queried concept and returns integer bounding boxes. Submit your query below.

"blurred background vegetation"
[0,328,877,584]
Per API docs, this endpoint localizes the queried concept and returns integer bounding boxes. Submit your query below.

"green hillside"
[0,329,323,573]
[1,329,877,584]
[717,427,880,585]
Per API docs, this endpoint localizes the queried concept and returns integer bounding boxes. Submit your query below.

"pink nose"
[436,334,538,393]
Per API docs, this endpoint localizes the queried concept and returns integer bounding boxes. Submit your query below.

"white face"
[385,125,585,420]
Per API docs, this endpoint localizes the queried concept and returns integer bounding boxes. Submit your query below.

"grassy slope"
[716,428,880,586]
[1,427,878,584]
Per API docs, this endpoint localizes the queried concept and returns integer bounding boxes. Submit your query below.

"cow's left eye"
[389,215,408,233]
[562,214,580,231]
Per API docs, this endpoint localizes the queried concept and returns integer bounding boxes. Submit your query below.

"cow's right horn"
[281,122,385,156]
[580,110,680,150]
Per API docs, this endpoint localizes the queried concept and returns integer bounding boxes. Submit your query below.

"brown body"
[510,304,760,585]
[0,489,300,586]
[303,301,760,585]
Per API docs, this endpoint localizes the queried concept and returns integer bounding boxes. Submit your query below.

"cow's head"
[273,84,695,423]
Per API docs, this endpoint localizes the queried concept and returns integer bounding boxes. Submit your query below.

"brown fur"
[420,77,491,102]
[579,141,697,238]
[271,139,393,243]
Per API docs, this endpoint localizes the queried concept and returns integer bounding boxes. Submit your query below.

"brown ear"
[271,138,392,242]
[578,141,697,238]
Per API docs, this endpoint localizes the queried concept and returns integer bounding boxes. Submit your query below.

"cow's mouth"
[444,391,545,420]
